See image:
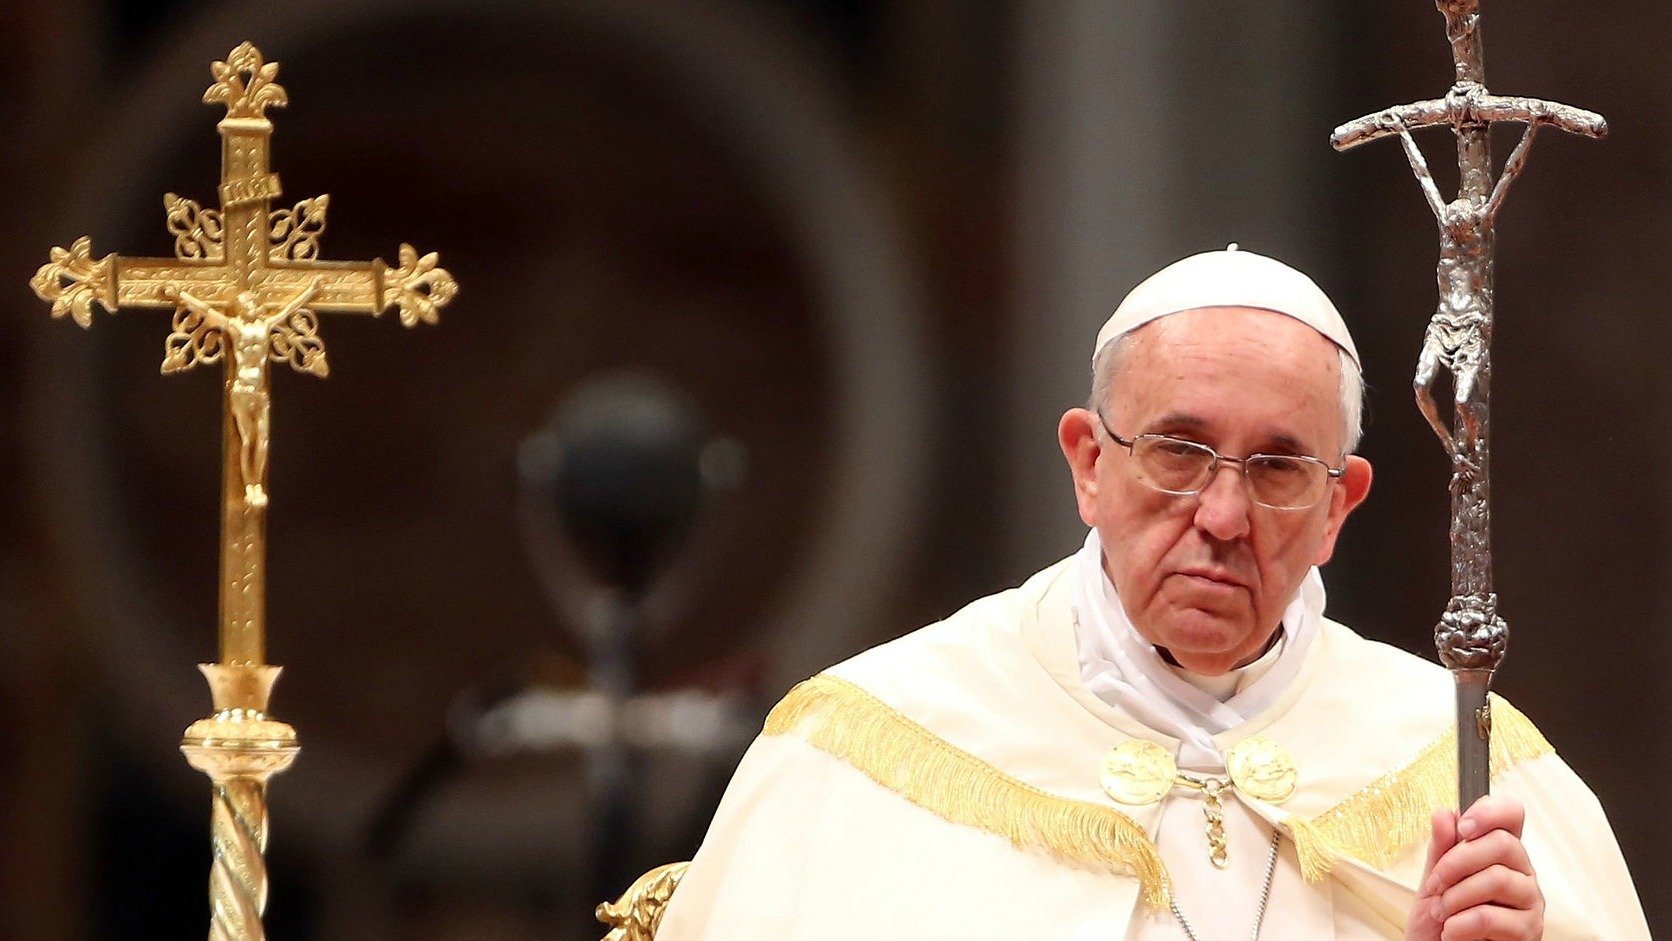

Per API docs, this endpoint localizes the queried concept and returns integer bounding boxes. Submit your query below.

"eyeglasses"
[1095,412,1344,510]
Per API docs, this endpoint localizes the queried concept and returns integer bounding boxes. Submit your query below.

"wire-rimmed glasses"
[1095,412,1344,510]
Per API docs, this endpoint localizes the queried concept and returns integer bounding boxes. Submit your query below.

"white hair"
[1090,330,1365,457]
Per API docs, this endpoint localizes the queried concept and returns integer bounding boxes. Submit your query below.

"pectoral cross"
[30,42,457,941]
[1331,0,1603,808]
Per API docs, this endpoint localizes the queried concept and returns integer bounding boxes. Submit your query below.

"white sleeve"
[1497,753,1651,941]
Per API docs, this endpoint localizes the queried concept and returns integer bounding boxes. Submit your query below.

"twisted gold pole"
[180,664,299,941]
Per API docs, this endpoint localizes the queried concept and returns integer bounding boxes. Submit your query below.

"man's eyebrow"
[1143,413,1314,453]
[1258,433,1311,454]
[1144,413,1207,432]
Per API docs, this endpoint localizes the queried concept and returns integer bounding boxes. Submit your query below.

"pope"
[650,248,1649,940]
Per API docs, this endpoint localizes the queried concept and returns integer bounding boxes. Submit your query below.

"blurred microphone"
[365,372,747,878]
[519,371,745,600]
[516,370,744,902]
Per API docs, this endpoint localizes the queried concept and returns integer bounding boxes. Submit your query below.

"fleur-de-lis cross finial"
[204,42,289,120]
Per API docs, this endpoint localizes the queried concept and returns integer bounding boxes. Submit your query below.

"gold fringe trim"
[765,674,1171,908]
[1286,694,1553,882]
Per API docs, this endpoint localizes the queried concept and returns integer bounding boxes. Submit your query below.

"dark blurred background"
[1,1,1664,939]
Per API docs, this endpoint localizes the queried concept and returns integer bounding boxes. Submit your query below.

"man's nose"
[1192,463,1252,540]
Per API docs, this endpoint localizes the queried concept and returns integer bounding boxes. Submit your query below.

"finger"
[1425,829,1536,896]
[1439,864,1542,917]
[1422,808,1459,883]
[1408,811,1462,939]
[1405,896,1445,941]
[1458,794,1526,842]
[1439,903,1544,941]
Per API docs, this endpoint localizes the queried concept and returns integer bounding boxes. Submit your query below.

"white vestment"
[657,558,1649,940]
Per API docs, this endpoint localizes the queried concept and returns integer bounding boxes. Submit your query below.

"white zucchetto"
[1093,245,1359,368]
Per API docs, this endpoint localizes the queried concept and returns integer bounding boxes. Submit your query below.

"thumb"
[1420,808,1458,888]
[1404,810,1459,941]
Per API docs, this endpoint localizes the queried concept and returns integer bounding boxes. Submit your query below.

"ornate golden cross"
[30,42,457,941]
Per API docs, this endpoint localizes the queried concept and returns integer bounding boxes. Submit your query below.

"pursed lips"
[1172,567,1249,592]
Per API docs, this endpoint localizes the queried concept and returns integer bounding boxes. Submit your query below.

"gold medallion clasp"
[1225,735,1298,804]
[1098,739,1177,805]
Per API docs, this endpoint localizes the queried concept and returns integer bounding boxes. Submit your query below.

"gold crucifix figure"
[30,42,457,941]
[168,278,326,508]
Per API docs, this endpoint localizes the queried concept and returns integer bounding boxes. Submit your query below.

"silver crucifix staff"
[1331,1,1604,808]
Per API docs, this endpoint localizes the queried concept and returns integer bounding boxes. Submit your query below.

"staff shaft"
[1442,0,1496,814]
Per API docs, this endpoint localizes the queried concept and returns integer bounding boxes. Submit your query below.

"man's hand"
[1406,795,1544,941]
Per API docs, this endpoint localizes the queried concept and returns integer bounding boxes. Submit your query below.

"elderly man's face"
[1059,307,1372,675]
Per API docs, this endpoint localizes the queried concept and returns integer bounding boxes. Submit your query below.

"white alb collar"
[1072,528,1326,770]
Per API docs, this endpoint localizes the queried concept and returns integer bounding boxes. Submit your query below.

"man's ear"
[1312,454,1373,565]
[1059,408,1102,527]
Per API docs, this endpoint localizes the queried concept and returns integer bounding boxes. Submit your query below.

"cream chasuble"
[656,557,1649,940]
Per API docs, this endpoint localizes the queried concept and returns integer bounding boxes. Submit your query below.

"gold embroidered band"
[765,674,1172,907]
[766,674,1554,901]
[1284,694,1553,881]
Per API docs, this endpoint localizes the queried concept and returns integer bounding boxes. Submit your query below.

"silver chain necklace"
[1169,830,1281,941]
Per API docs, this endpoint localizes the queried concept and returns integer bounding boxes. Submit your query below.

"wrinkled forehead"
[1113,308,1349,450]
[1094,248,1358,368]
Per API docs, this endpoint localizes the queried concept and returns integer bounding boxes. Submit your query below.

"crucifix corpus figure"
[168,278,325,508]
[1389,108,1539,480]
